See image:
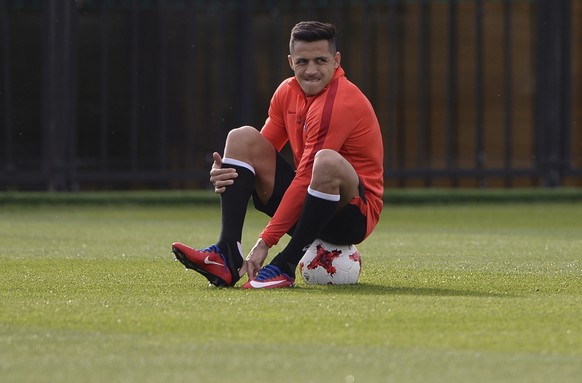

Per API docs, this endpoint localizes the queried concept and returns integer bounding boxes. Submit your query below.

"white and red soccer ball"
[299,239,361,285]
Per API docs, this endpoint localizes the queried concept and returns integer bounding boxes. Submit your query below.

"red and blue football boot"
[242,264,295,289]
[172,242,241,287]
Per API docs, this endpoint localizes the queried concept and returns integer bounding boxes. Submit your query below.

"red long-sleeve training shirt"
[259,67,384,247]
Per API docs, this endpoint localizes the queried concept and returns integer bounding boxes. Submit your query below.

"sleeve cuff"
[259,232,277,248]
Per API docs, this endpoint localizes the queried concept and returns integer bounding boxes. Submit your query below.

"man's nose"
[305,61,317,74]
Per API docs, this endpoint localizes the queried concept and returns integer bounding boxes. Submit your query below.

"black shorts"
[252,151,367,245]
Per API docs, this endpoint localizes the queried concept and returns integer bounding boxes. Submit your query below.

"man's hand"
[238,238,270,280]
[209,152,237,194]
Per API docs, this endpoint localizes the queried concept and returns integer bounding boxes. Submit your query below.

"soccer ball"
[299,239,361,285]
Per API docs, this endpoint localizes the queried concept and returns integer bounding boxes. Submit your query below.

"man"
[172,21,383,289]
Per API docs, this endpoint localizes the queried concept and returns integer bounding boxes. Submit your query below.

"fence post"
[1,0,14,185]
[534,0,572,187]
[42,0,77,190]
[235,0,253,126]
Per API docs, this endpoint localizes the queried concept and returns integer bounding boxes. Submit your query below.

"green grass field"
[1,191,581,382]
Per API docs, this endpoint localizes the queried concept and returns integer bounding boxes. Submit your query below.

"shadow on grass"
[292,283,512,298]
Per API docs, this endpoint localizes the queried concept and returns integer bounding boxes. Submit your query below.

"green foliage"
[1,197,581,382]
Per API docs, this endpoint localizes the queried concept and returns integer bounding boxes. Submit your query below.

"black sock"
[217,160,255,269]
[271,188,339,277]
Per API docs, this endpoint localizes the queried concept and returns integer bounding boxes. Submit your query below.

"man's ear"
[334,51,341,68]
[288,55,294,70]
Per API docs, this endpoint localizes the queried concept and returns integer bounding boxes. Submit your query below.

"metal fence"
[0,0,580,190]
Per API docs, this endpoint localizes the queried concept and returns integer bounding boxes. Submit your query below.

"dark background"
[0,0,580,191]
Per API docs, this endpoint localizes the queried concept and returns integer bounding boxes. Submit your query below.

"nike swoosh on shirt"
[204,256,224,267]
[249,279,288,288]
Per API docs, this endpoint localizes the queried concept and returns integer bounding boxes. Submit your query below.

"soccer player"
[172,21,384,289]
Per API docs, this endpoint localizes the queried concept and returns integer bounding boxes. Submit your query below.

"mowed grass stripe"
[1,200,581,382]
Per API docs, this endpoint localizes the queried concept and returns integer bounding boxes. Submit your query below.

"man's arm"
[239,238,270,280]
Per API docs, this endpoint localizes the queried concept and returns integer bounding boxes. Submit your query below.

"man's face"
[288,40,340,97]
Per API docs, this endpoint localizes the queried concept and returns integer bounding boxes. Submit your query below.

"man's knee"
[224,126,268,159]
[311,149,344,186]
[311,149,359,196]
[226,125,260,144]
[313,149,342,174]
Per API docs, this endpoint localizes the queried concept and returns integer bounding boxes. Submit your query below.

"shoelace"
[255,264,282,281]
[203,244,222,254]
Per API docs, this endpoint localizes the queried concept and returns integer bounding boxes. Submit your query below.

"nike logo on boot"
[248,279,293,288]
[204,256,225,267]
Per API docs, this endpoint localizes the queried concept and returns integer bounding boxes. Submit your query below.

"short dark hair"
[289,21,337,53]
